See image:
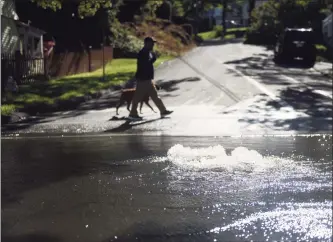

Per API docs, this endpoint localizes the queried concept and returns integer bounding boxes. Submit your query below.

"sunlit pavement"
[2,42,332,242]
[2,42,332,136]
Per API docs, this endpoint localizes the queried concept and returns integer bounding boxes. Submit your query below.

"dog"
[115,84,161,115]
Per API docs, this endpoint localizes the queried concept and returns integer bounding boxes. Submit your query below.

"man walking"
[128,37,173,120]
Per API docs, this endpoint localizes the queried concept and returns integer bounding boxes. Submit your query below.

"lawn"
[1,55,173,116]
[198,27,248,40]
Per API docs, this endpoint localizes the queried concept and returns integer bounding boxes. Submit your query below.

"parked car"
[274,28,317,68]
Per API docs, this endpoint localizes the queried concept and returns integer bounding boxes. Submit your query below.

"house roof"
[15,20,46,35]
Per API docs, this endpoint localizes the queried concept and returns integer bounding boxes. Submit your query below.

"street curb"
[1,87,120,126]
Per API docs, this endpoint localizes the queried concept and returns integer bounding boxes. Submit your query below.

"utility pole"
[100,11,106,82]
[101,29,105,82]
[165,0,172,21]
[194,0,199,35]
[222,0,227,38]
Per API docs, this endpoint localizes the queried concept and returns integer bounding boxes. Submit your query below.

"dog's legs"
[145,100,156,113]
[126,100,131,112]
[116,96,125,115]
[139,101,144,114]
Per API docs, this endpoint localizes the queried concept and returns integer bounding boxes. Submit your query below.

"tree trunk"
[248,0,256,26]
[222,0,227,37]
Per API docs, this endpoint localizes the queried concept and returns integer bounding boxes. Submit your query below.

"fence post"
[14,51,22,85]
[88,46,92,72]
[44,56,49,80]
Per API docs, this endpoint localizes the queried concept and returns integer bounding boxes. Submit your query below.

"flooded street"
[2,135,332,242]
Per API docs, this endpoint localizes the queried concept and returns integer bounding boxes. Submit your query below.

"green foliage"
[248,0,330,45]
[141,0,164,18]
[108,19,141,54]
[30,0,122,18]
[171,0,185,17]
[77,0,113,18]
[213,25,223,36]
[30,0,61,11]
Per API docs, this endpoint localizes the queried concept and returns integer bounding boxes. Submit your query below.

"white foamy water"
[166,144,298,173]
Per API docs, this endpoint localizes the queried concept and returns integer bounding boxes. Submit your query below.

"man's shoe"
[128,114,143,121]
[161,110,173,117]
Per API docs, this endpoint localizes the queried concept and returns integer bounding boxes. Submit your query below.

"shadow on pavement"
[155,77,201,92]
[105,117,170,133]
[1,136,156,208]
[224,54,331,82]
[1,233,61,242]
[224,53,332,101]
[224,87,332,132]
[222,52,332,132]
[101,222,213,242]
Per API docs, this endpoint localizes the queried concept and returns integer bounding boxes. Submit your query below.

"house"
[1,0,47,84]
[322,13,333,48]
[205,0,268,28]
[1,0,45,57]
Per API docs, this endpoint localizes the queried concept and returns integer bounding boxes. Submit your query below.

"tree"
[30,0,120,18]
[248,0,256,25]
[247,0,330,44]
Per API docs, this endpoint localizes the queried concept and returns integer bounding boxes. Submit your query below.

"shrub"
[213,25,223,37]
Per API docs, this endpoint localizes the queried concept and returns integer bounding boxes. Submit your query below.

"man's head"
[144,37,156,50]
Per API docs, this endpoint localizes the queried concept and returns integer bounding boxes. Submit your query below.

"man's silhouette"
[128,37,173,120]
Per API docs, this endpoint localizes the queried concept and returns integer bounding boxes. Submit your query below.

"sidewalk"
[314,61,333,77]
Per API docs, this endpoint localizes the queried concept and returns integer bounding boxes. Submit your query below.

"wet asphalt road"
[2,40,332,136]
[2,41,333,242]
[1,135,332,242]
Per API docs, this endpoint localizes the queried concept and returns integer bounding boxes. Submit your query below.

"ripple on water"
[210,203,332,241]
[122,144,332,241]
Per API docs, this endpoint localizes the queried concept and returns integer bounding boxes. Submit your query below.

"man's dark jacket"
[135,48,156,81]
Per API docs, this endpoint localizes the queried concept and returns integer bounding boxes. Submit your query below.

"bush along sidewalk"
[1,56,173,123]
[316,44,333,63]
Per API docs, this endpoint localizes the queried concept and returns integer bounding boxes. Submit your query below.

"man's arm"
[151,52,157,63]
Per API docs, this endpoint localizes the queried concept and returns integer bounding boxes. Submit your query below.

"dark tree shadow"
[224,87,332,132]
[199,37,244,47]
[105,117,170,133]
[154,77,201,92]
[224,54,332,87]
[221,52,332,133]
[100,220,237,242]
[1,233,61,242]
[1,136,155,208]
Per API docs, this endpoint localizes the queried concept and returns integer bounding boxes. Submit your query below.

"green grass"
[1,55,174,116]
[224,34,236,40]
[198,27,248,40]
[228,27,248,32]
[315,44,327,51]
[315,44,332,63]
[1,104,19,116]
[198,31,218,40]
